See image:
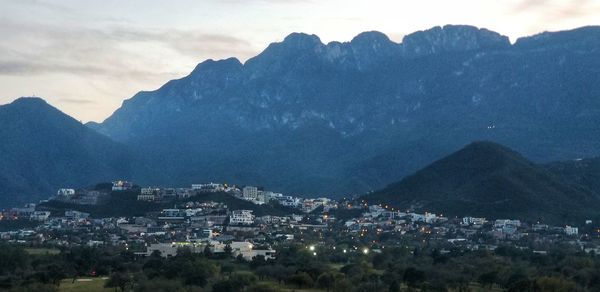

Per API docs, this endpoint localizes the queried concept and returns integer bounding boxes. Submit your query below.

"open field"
[24,247,60,255]
[59,278,111,292]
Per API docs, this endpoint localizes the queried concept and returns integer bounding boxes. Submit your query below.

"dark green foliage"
[104,272,131,292]
[3,241,600,291]
[286,272,313,288]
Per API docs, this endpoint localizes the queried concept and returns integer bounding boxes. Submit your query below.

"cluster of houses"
[1,180,599,261]
[135,182,335,214]
[338,204,595,254]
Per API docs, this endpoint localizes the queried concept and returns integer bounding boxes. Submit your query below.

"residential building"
[30,211,51,221]
[242,186,258,201]
[230,210,254,225]
[565,225,579,236]
[57,188,75,196]
[192,183,225,192]
[462,217,487,225]
[112,181,133,191]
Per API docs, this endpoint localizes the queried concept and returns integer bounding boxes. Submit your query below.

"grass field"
[59,278,112,292]
[24,247,61,255]
[53,275,504,292]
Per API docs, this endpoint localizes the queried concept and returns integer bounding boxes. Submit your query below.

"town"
[1,180,598,259]
[2,181,600,291]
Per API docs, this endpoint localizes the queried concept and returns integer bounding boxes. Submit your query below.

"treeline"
[1,242,600,291]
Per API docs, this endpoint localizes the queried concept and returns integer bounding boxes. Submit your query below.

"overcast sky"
[1,0,598,122]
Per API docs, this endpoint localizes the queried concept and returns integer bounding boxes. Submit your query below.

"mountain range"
[0,98,132,206]
[363,141,600,224]
[2,24,600,207]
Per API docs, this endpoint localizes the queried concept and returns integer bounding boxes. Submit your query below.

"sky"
[0,0,599,122]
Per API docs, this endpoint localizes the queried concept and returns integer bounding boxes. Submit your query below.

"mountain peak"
[9,96,49,107]
[401,25,510,56]
[281,32,323,48]
[364,141,597,223]
[3,97,62,116]
[191,57,243,75]
[351,31,395,46]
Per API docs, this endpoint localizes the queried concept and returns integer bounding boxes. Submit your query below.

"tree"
[105,272,131,292]
[478,271,498,289]
[203,245,212,257]
[246,283,281,292]
[212,273,257,292]
[134,279,183,292]
[403,267,425,288]
[317,272,336,292]
[180,259,215,286]
[221,264,235,277]
[388,280,401,292]
[287,272,314,289]
[224,244,233,256]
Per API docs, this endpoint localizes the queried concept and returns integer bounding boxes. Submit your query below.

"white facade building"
[565,225,579,236]
[230,210,254,225]
[57,188,75,196]
[192,183,225,192]
[462,217,487,225]
[112,181,133,191]
[30,211,51,221]
[242,186,258,201]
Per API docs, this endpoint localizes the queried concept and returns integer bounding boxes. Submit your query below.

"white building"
[256,191,273,204]
[30,211,51,221]
[137,194,157,201]
[410,212,438,223]
[141,187,160,195]
[462,217,487,225]
[192,183,225,192]
[565,225,579,236]
[57,188,75,196]
[112,181,133,191]
[211,241,275,260]
[140,242,204,257]
[64,210,89,220]
[494,219,521,228]
[242,186,258,201]
[230,210,254,225]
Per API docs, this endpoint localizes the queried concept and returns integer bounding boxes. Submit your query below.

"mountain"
[363,141,600,224]
[0,97,133,207]
[546,157,600,196]
[90,24,600,197]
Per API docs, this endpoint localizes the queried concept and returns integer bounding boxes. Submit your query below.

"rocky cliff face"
[89,25,600,197]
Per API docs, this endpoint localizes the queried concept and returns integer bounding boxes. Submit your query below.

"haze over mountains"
[2,24,600,210]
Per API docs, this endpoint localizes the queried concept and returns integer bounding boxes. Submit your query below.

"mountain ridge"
[86,24,600,197]
[0,97,133,207]
[363,141,600,224]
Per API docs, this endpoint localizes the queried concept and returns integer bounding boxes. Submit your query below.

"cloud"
[509,0,600,23]
[0,17,255,77]
[58,98,96,105]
